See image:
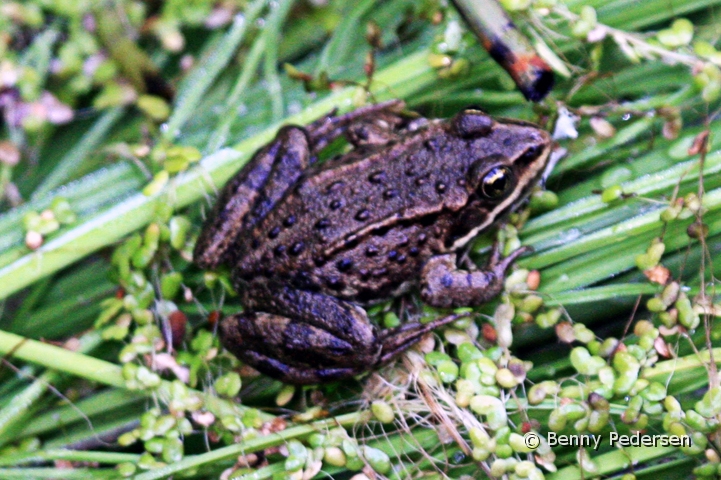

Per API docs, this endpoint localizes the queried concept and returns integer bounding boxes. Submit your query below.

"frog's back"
[234,125,474,293]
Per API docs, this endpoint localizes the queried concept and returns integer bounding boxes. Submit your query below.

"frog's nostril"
[517,145,544,165]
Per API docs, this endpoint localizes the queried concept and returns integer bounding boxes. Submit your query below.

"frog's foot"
[376,314,467,365]
[487,242,533,271]
[234,347,364,385]
[420,246,531,309]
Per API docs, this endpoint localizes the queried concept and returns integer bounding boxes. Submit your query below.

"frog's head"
[445,109,552,250]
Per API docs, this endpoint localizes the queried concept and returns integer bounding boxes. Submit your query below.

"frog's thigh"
[220,297,381,383]
[420,253,506,309]
[246,284,379,352]
[193,126,311,269]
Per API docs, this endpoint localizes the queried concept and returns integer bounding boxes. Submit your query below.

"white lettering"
[545,433,602,450]
[608,433,691,448]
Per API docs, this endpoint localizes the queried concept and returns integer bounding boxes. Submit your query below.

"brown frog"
[194,100,552,384]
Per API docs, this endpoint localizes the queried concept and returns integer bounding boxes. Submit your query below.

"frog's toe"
[378,314,463,364]
[490,245,533,272]
[241,350,361,385]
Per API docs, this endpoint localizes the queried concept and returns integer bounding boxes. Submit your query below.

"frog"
[194,100,552,385]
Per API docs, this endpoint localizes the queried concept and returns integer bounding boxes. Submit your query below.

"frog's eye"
[480,166,514,199]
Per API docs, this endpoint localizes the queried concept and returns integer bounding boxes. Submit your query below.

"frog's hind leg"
[194,126,312,269]
[221,284,386,384]
[220,313,364,384]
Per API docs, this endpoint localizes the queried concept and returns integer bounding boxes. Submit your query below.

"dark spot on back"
[330,199,343,210]
[290,242,304,255]
[283,215,296,227]
[336,258,353,272]
[314,256,327,266]
[315,218,330,230]
[355,209,370,221]
[441,274,453,288]
[369,171,386,184]
[365,245,379,257]
[326,277,345,291]
[268,226,281,239]
[436,181,447,193]
[274,245,286,256]
[409,247,420,256]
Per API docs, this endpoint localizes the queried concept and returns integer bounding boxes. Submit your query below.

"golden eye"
[480,166,514,199]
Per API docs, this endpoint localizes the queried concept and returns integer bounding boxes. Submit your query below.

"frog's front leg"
[194,126,312,269]
[420,245,531,309]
